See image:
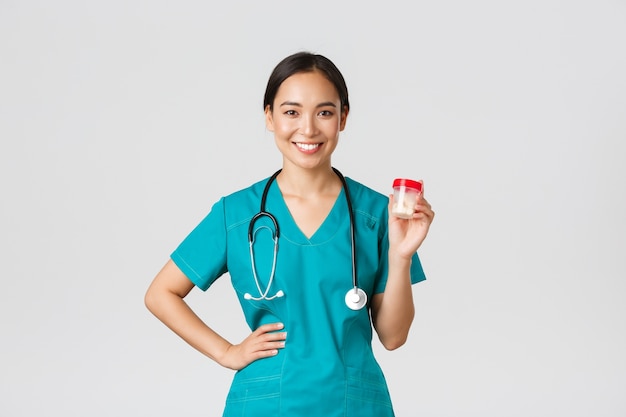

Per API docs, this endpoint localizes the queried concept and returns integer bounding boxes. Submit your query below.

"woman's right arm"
[144,260,286,370]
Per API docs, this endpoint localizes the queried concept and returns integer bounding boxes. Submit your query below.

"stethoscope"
[244,167,368,310]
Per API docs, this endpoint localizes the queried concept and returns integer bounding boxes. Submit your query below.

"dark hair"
[263,51,350,113]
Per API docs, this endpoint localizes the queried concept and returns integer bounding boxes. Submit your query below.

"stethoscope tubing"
[248,169,282,242]
[246,168,366,310]
[333,167,358,291]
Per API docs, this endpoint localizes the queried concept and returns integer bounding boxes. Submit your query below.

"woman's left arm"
[371,193,435,350]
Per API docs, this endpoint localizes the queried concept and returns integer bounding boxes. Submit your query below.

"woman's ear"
[339,106,349,131]
[264,105,274,132]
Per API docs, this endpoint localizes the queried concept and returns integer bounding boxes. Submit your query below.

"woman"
[145,51,435,416]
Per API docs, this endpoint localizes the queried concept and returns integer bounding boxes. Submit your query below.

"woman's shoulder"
[344,176,389,219]
[345,177,387,203]
[218,177,272,214]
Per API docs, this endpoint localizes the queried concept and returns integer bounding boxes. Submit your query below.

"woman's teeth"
[296,143,320,151]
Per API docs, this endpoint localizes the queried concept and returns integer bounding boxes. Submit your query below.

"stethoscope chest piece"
[345,287,367,310]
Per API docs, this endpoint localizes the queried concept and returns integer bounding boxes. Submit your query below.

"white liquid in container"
[391,178,423,219]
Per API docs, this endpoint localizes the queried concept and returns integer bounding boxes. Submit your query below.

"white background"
[1,1,625,416]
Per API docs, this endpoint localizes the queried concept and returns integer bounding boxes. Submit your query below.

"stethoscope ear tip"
[243,291,283,301]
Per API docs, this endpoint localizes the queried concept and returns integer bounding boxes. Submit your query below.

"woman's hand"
[220,323,287,370]
[388,192,435,259]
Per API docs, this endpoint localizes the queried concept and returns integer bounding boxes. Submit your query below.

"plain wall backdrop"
[1,1,625,416]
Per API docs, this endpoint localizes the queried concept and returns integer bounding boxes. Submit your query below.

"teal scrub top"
[171,175,426,417]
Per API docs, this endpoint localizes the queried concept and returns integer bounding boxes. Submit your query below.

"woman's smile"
[294,142,322,153]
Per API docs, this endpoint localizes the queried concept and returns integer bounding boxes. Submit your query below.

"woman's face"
[265,71,348,172]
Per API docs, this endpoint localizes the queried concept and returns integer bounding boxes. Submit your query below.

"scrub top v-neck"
[267,178,346,244]
[171,175,426,417]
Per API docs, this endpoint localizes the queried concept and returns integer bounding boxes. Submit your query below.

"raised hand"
[388,192,435,259]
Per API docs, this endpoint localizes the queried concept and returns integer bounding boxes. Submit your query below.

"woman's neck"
[276,164,341,198]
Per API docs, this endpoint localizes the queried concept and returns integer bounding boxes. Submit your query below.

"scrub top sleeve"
[170,198,228,291]
[373,229,427,294]
[409,251,427,284]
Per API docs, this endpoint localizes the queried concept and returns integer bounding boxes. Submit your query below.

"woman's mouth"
[295,142,321,153]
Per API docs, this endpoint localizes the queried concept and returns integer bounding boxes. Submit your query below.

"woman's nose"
[300,114,318,137]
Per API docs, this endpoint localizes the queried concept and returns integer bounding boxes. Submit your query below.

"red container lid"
[393,178,423,192]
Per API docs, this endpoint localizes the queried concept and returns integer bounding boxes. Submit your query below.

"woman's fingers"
[252,322,286,345]
[231,323,287,366]
[253,322,285,336]
[252,325,287,351]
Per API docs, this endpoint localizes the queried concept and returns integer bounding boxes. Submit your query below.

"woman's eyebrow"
[279,101,337,108]
[279,101,301,107]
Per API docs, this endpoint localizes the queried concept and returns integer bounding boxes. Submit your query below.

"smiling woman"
[144,51,435,416]
[264,61,348,175]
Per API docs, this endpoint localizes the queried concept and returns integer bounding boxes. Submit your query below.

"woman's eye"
[284,110,298,116]
[318,110,333,117]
